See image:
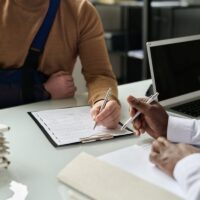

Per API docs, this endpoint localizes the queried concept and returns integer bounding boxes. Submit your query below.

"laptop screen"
[149,39,200,101]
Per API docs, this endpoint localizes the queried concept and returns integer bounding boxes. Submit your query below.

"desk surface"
[0,79,168,200]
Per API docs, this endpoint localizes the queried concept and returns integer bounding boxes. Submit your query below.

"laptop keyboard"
[172,99,200,117]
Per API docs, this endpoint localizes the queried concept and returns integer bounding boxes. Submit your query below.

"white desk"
[0,80,155,200]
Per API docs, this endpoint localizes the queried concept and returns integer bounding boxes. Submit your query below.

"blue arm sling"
[0,0,60,108]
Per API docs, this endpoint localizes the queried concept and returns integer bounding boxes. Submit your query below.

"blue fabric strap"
[31,0,60,52]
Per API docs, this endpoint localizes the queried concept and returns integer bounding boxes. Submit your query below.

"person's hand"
[150,137,200,177]
[127,95,168,138]
[43,71,77,99]
[90,100,121,129]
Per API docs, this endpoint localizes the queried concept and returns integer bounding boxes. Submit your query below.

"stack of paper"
[0,124,10,169]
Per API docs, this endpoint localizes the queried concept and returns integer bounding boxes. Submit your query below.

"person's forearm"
[86,74,119,106]
[167,116,200,145]
[174,154,200,200]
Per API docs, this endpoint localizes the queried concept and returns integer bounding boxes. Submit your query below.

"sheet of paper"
[99,144,185,198]
[6,181,28,200]
[30,106,132,146]
[58,152,181,200]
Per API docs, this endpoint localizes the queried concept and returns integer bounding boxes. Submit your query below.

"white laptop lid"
[147,35,200,111]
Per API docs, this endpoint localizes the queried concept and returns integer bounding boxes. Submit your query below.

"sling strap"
[31,0,60,52]
[22,0,60,103]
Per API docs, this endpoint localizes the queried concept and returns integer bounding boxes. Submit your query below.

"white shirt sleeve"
[174,153,200,200]
[167,116,200,145]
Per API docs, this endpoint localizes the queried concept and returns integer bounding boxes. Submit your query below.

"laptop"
[147,34,200,119]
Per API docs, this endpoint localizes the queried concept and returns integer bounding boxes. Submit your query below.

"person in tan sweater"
[0,0,120,128]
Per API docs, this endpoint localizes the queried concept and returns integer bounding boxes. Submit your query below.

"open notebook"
[29,106,133,147]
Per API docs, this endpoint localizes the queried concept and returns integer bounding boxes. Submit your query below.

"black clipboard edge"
[28,111,59,147]
[27,105,90,147]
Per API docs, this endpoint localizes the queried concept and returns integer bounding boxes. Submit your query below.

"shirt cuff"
[174,153,200,192]
[167,116,194,143]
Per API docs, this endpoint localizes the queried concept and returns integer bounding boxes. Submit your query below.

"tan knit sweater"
[0,0,119,105]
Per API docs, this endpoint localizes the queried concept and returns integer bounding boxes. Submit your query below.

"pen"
[93,88,112,130]
[121,92,159,131]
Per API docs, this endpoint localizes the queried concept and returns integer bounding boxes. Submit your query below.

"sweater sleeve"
[77,0,119,105]
[167,116,200,145]
[174,153,200,200]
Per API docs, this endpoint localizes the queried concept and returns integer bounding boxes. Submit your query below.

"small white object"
[6,181,28,200]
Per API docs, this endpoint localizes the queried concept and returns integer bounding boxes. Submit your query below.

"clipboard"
[28,106,134,147]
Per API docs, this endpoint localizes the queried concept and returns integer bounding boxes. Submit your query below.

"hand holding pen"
[121,92,159,131]
[93,88,112,129]
[91,88,121,129]
[125,92,169,138]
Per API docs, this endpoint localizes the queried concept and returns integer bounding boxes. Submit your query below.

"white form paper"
[99,144,185,198]
[30,106,132,146]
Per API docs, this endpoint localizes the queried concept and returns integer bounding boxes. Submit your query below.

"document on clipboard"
[29,106,133,147]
